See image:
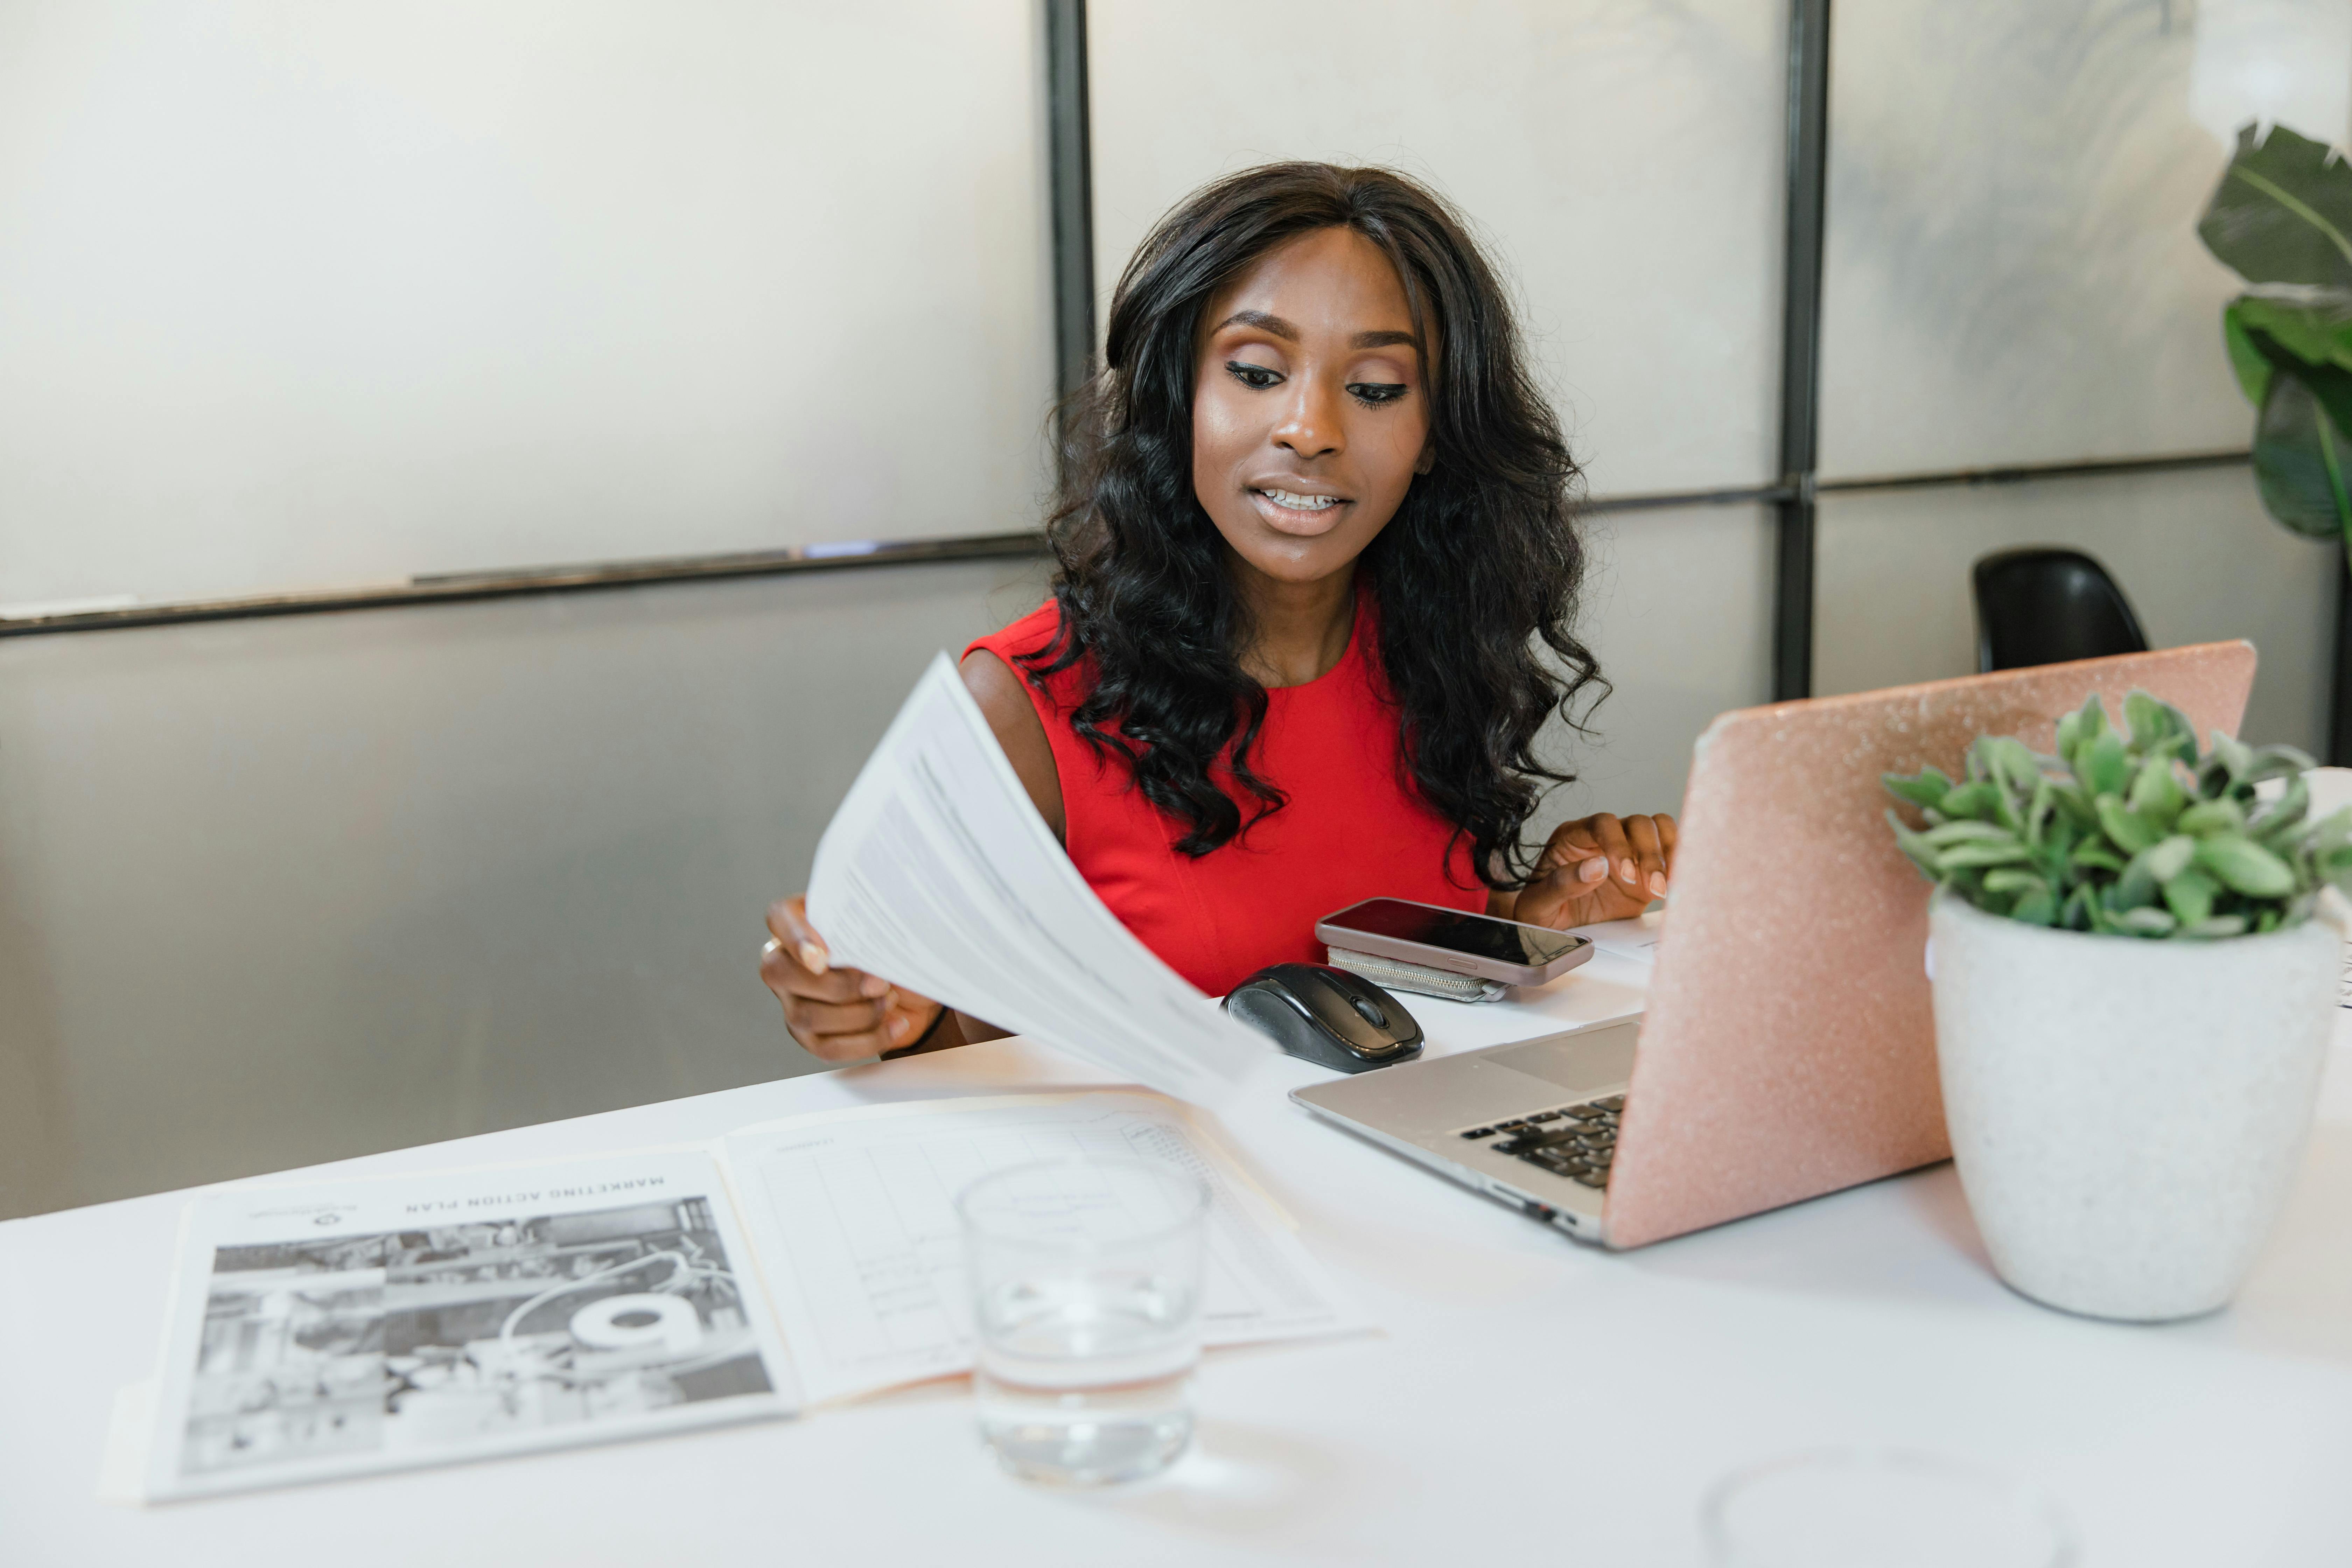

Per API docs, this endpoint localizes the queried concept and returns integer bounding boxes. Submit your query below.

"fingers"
[1518,810,1681,931]
[1581,814,1639,894]
[1541,812,1680,899]
[774,981,943,1062]
[792,999,912,1061]
[1537,819,1614,888]
[764,895,831,977]
[1624,815,1669,901]
[760,892,947,1058]
[793,997,899,1035]
[793,1020,897,1063]
[758,927,882,1008]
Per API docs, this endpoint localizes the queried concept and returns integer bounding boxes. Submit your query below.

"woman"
[763,163,1675,1060]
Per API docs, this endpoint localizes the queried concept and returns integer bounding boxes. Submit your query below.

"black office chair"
[1970,547,2150,672]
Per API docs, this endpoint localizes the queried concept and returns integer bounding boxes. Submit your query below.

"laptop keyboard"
[1457,1095,1623,1189]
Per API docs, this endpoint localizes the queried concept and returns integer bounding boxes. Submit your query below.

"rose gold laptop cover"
[1602,640,2258,1249]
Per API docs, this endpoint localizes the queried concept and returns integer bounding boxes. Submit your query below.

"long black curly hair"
[1026,162,1602,887]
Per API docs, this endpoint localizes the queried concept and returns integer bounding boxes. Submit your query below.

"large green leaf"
[2252,366,2352,539]
[2200,124,2352,290]
[2230,293,2352,371]
[2223,300,2276,406]
[2249,319,2352,430]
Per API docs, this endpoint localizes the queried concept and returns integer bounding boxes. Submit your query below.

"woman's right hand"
[761,895,944,1062]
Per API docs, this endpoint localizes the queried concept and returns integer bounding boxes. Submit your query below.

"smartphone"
[1314,897,1594,987]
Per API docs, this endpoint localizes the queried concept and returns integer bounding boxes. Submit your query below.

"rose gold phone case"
[1314,898,1594,985]
[1602,641,2257,1248]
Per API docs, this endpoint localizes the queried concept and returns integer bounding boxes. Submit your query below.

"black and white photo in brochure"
[142,1149,799,1501]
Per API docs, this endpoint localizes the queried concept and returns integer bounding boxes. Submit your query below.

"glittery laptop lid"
[1602,641,2258,1249]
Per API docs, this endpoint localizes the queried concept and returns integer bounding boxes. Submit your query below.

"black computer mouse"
[1223,963,1423,1073]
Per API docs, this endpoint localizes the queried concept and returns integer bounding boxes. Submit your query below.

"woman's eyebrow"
[1209,312,1419,352]
[1212,309,1297,340]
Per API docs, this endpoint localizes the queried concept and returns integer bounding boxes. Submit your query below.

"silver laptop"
[1290,643,2258,1248]
[1293,1018,1637,1242]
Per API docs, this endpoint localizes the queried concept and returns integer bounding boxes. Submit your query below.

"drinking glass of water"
[1703,1448,2077,1568]
[958,1156,1211,1485]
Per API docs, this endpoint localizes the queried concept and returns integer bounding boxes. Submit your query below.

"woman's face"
[1191,226,1433,587]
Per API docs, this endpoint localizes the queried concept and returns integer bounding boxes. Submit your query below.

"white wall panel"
[0,1,1055,611]
[1814,467,2331,757]
[1819,0,2249,478]
[1088,0,1785,499]
[0,558,1050,1219]
[1539,503,1776,828]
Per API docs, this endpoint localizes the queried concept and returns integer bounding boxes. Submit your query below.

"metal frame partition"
[3,0,2301,759]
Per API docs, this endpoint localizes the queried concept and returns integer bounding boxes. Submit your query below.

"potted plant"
[1884,692,2347,1321]
[2199,124,2352,547]
[2198,125,2352,760]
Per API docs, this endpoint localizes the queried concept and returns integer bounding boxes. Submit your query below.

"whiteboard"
[0,1,1056,615]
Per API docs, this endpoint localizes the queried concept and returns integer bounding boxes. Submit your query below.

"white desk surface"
[6,951,2351,1566]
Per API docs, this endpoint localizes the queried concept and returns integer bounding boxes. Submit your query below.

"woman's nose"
[1272,375,1344,459]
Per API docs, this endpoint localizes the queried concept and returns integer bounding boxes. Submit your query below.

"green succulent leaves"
[1885,692,2352,939]
[2199,124,2352,544]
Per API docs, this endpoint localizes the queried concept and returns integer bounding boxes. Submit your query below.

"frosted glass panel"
[1539,504,1775,827]
[0,2,1055,611]
[1819,0,2250,478]
[1088,0,1784,498]
[1814,466,2331,756]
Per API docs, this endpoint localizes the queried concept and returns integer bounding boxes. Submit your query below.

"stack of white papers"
[808,653,1268,1103]
[723,1092,1371,1405]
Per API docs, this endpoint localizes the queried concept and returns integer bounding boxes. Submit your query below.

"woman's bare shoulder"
[959,648,1067,841]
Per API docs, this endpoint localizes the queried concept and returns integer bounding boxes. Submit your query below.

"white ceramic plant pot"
[1928,889,2338,1321]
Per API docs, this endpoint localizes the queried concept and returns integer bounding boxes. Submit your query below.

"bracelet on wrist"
[880,1003,952,1059]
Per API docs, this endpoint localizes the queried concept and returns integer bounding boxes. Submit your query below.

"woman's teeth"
[1258,489,1341,512]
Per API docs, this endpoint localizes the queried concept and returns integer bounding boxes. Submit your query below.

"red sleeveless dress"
[965,597,1485,997]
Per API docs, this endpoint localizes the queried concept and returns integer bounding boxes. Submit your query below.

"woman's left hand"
[1510,812,1678,930]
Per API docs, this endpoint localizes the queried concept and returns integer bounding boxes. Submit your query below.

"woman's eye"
[1348,382,1409,405]
[1225,361,1282,390]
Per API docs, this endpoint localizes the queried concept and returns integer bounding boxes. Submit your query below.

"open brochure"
[807,652,1266,1104]
[138,1148,797,1503]
[127,1092,1367,1502]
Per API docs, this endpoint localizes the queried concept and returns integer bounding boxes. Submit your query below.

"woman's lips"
[1248,486,1351,535]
